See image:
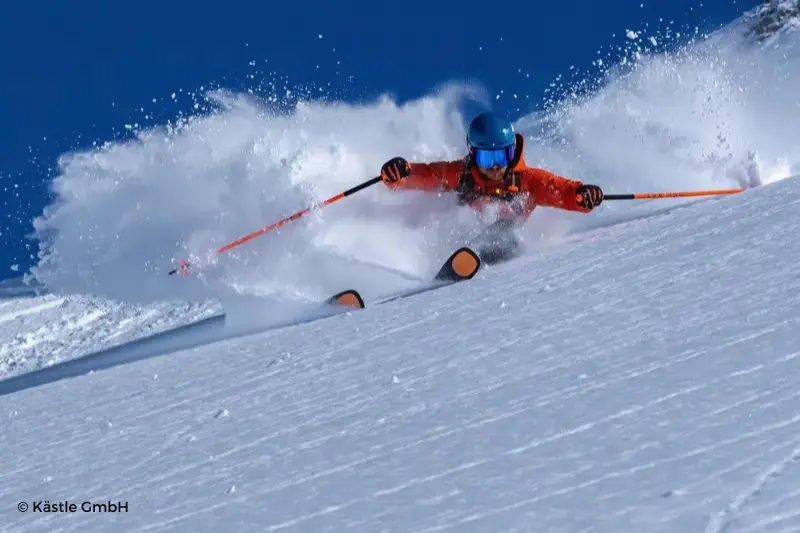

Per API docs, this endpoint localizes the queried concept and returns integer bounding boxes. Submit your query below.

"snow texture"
[0,292,221,379]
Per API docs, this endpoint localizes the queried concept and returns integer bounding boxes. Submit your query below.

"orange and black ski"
[326,247,481,309]
[432,246,482,282]
[327,289,366,309]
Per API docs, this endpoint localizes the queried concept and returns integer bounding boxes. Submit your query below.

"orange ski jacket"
[384,134,590,221]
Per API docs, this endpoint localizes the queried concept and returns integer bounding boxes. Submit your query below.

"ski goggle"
[471,145,515,169]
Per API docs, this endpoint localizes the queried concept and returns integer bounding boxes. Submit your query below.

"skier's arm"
[521,168,604,212]
[380,157,462,192]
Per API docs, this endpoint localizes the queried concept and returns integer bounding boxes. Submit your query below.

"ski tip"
[434,247,481,282]
[328,289,365,309]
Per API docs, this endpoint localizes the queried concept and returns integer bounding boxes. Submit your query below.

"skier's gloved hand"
[381,157,412,184]
[576,184,604,210]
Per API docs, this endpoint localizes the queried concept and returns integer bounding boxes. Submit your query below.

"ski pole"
[604,188,745,200]
[169,175,383,275]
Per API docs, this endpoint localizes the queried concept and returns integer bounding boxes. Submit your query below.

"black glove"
[576,184,604,210]
[381,157,412,184]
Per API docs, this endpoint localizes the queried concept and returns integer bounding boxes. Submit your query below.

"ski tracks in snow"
[9,287,793,533]
[705,392,800,533]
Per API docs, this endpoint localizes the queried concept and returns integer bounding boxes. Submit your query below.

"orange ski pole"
[604,188,745,200]
[169,176,383,275]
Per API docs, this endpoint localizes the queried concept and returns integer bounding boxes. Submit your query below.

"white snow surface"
[2,3,800,531]
[0,291,221,378]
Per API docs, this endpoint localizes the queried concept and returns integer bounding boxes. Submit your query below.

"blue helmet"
[467,112,515,150]
[466,112,516,169]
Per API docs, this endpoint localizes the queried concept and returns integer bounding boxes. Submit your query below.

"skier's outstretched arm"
[521,168,604,212]
[379,157,462,192]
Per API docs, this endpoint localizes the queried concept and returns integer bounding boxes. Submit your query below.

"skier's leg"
[471,219,521,264]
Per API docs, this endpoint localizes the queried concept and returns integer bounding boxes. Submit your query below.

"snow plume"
[29,84,490,310]
[29,10,800,311]
[515,16,800,237]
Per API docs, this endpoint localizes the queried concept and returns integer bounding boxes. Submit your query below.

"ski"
[433,246,482,282]
[328,247,482,309]
[326,289,366,309]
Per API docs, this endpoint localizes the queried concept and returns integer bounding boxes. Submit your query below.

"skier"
[379,111,604,262]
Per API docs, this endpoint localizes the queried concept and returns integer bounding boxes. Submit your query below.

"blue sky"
[0,0,754,278]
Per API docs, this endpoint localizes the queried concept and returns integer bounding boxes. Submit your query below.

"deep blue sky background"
[0,0,754,279]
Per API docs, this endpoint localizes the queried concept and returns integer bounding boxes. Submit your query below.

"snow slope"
[1,165,799,533]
